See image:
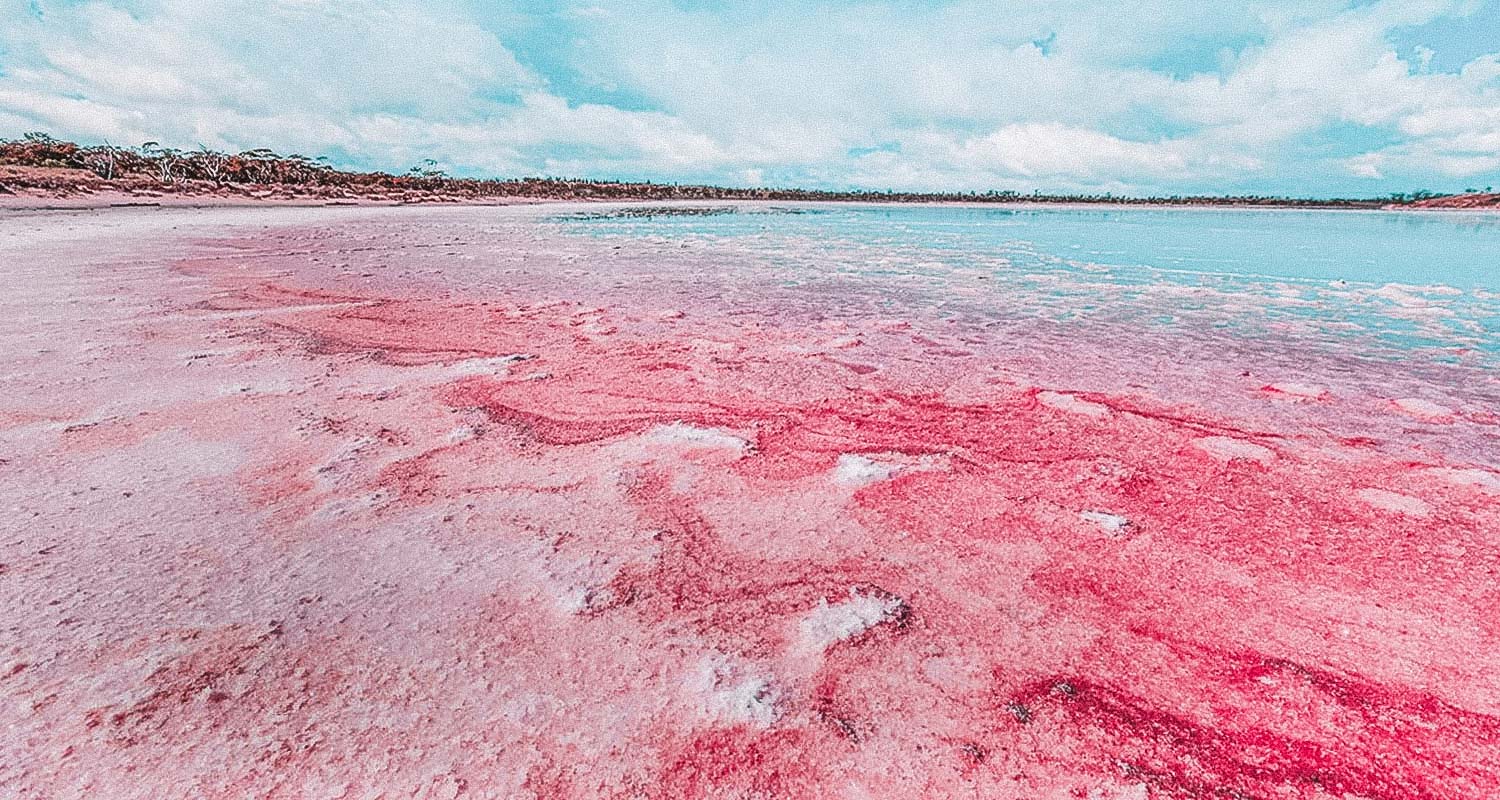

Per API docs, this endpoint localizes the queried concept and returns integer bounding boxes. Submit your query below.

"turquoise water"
[556,204,1500,291]
[552,203,1500,358]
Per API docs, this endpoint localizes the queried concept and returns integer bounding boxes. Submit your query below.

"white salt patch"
[1374,285,1424,306]
[1038,390,1109,417]
[1393,397,1454,420]
[1373,283,1454,307]
[1355,488,1431,517]
[1268,382,1326,399]
[1195,436,1274,464]
[554,586,592,616]
[832,452,947,487]
[445,353,535,377]
[446,425,477,443]
[833,454,899,487]
[1080,510,1131,535]
[1428,468,1500,492]
[186,301,376,319]
[710,676,777,727]
[688,655,779,728]
[797,589,904,653]
[645,422,750,454]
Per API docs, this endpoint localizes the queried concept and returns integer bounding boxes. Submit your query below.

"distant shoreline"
[3,134,1497,211]
[0,173,1403,211]
[5,191,1499,215]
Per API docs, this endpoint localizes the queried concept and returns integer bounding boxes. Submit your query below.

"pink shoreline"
[6,190,1497,214]
[2,205,1496,798]
[0,189,559,210]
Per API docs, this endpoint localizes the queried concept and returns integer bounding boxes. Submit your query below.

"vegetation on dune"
[0,131,1485,208]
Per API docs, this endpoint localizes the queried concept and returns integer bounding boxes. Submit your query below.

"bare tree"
[83,141,118,180]
[139,141,183,184]
[194,144,228,183]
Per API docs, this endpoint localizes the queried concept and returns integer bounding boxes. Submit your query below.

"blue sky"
[2,0,1498,196]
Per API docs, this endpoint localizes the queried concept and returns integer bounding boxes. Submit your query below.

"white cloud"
[0,0,1497,192]
[1346,152,1388,178]
[539,0,1500,190]
[951,124,1191,179]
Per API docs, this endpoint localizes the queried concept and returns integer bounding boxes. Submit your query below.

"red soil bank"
[1408,193,1500,210]
[1,205,1496,799]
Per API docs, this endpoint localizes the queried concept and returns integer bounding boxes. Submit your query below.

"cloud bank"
[2,0,1498,195]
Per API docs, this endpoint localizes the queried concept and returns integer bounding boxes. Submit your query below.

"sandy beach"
[2,202,1497,799]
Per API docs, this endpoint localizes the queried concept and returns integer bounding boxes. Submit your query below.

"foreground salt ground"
[1,204,1497,799]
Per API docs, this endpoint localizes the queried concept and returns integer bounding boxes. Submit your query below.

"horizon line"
[2,131,1491,207]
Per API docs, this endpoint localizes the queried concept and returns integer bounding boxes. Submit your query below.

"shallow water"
[552,203,1500,359]
[555,203,1500,288]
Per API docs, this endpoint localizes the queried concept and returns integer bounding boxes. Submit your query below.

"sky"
[1,0,1498,196]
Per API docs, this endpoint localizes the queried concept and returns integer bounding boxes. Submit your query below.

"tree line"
[0,132,1412,207]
